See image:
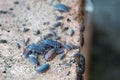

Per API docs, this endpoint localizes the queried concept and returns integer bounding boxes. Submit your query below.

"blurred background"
[88,0,120,80]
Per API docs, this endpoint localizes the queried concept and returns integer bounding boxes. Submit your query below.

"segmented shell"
[64,44,73,51]
[53,22,61,27]
[59,54,66,60]
[29,54,40,65]
[24,50,32,58]
[79,55,85,74]
[54,4,70,12]
[43,39,61,48]
[44,49,56,61]
[28,43,51,53]
[36,64,50,73]
[56,48,64,54]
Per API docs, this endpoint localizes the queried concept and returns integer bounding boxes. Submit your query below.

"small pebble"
[56,16,64,21]
[0,40,7,43]
[36,64,50,73]
[14,1,19,4]
[67,29,74,36]
[67,18,71,22]
[16,42,21,49]
[23,28,29,32]
[64,63,71,67]
[9,8,14,11]
[2,71,6,73]
[0,11,8,14]
[23,38,29,46]
[59,54,66,60]
[43,22,50,25]
[62,27,69,32]
[33,30,40,35]
[53,22,61,27]
[66,71,70,76]
[22,24,26,26]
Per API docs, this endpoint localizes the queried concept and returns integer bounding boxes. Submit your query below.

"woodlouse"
[28,43,50,53]
[24,50,32,58]
[59,54,66,60]
[79,55,85,74]
[54,4,70,12]
[28,44,40,51]
[29,54,40,65]
[22,24,26,26]
[69,58,76,64]
[77,74,83,80]
[43,33,53,39]
[43,39,61,48]
[73,45,80,49]
[31,50,38,56]
[55,16,64,21]
[72,52,80,58]
[36,64,50,73]
[42,31,56,39]
[55,48,64,54]
[53,22,61,27]
[67,43,80,49]
[44,49,56,61]
[77,66,85,75]
[64,44,73,51]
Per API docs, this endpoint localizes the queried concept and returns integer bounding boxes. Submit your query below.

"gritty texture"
[0,0,85,80]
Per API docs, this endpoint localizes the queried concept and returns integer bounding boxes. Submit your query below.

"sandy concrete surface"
[0,0,86,80]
